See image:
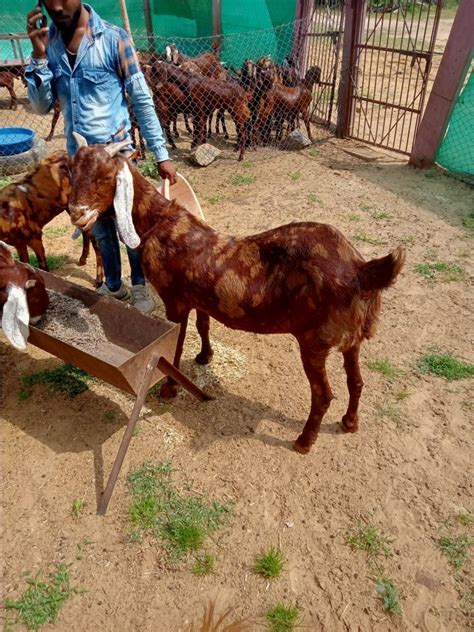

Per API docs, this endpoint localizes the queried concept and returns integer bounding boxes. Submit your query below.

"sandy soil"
[1,127,473,631]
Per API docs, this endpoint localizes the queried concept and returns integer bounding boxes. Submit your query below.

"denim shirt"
[24,5,169,162]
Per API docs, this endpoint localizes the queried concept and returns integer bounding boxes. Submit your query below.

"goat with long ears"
[68,134,405,454]
[0,241,49,350]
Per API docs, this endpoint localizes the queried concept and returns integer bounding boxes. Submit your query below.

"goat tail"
[358,246,405,293]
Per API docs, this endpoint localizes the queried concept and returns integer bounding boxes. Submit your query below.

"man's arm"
[25,6,55,114]
[24,58,56,115]
[117,32,171,165]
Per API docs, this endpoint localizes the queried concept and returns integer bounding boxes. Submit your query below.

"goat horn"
[25,279,37,289]
[105,140,133,157]
[73,132,88,148]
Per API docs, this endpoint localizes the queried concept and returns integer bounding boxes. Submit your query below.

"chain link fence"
[436,59,474,180]
[0,7,344,177]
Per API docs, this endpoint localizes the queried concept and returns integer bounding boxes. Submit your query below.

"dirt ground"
[0,123,473,631]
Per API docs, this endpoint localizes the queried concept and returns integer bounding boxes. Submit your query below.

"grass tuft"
[289,171,302,182]
[265,604,301,632]
[4,564,77,630]
[348,523,393,561]
[439,534,473,569]
[254,546,284,579]
[128,462,232,561]
[21,364,92,399]
[415,262,467,282]
[192,553,216,576]
[206,194,224,205]
[375,402,402,426]
[229,174,255,186]
[368,358,401,380]
[307,193,322,204]
[71,498,86,518]
[138,152,159,179]
[44,226,69,238]
[416,352,474,381]
[375,576,402,615]
[352,232,386,246]
[457,512,472,527]
[13,252,67,271]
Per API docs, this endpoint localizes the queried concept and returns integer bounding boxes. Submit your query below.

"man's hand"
[26,7,49,59]
[157,160,177,185]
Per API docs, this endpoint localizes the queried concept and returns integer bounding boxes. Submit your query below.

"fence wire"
[436,60,474,179]
[0,11,341,176]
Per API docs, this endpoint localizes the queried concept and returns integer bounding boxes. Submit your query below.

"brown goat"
[154,63,250,160]
[0,151,103,286]
[69,138,405,454]
[0,241,49,349]
[0,71,19,110]
[256,66,321,143]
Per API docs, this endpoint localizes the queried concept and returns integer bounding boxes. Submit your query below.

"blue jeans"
[91,213,145,291]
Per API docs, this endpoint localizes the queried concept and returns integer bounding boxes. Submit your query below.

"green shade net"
[436,63,474,178]
[1,1,296,68]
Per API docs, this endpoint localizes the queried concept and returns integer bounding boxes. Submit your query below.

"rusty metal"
[346,0,442,154]
[303,0,345,128]
[28,270,210,515]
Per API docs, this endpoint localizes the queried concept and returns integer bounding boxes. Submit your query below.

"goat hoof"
[341,415,359,433]
[293,436,313,454]
[77,257,87,266]
[160,382,179,401]
[195,350,213,366]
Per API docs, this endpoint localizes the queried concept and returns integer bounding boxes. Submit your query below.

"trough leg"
[294,343,333,454]
[97,355,158,515]
[341,345,363,433]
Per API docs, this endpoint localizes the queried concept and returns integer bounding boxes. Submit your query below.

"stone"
[191,143,221,166]
[280,129,312,150]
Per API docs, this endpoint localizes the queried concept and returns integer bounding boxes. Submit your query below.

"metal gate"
[345,0,442,154]
[302,0,345,128]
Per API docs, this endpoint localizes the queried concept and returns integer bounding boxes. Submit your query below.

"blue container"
[0,127,35,157]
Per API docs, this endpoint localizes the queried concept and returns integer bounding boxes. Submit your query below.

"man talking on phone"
[25,1,176,313]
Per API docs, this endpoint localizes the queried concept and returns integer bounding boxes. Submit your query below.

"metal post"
[143,0,155,52]
[212,0,222,49]
[118,0,134,44]
[336,0,367,138]
[409,0,474,168]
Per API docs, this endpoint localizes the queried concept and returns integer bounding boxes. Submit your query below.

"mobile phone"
[36,0,48,29]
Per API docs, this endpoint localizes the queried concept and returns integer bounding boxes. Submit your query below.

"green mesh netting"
[1,1,297,66]
[436,64,474,178]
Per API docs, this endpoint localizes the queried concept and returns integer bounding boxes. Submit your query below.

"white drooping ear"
[113,162,140,249]
[73,132,88,149]
[1,284,30,350]
[165,45,172,62]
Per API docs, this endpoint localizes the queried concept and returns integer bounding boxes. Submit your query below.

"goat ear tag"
[1,285,29,350]
[113,163,140,249]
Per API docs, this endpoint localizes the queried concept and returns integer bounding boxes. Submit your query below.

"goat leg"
[78,231,90,266]
[15,243,29,265]
[303,110,313,142]
[195,310,213,365]
[184,115,193,136]
[172,117,179,138]
[160,312,190,401]
[46,102,60,142]
[294,343,333,454]
[28,237,48,270]
[341,345,363,433]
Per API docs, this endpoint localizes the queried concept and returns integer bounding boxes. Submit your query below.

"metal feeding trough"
[29,271,209,515]
[25,175,208,514]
